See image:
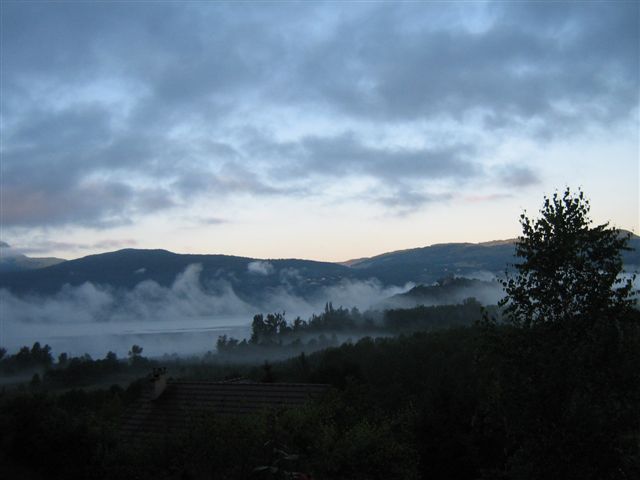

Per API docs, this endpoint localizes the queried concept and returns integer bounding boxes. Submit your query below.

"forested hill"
[345,241,516,285]
[345,231,640,285]
[0,249,351,299]
[1,233,638,299]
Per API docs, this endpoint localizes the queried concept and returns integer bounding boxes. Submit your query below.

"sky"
[1,1,638,263]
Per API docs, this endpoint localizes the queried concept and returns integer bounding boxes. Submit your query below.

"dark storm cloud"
[1,1,637,227]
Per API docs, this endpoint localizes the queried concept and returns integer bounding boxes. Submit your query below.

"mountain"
[1,232,638,300]
[0,242,66,273]
[347,231,640,285]
[0,249,353,302]
[345,241,517,285]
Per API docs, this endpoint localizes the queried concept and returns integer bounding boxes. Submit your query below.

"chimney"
[150,367,168,400]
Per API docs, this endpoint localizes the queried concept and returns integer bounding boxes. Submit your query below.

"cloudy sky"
[1,1,638,262]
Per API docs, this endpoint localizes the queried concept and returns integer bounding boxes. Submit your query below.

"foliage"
[251,312,290,343]
[128,344,143,359]
[44,351,125,387]
[500,188,636,327]
[216,301,487,360]
[385,298,488,331]
[0,387,127,479]
[480,188,640,479]
[0,341,53,374]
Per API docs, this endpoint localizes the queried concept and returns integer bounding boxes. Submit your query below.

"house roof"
[120,379,330,439]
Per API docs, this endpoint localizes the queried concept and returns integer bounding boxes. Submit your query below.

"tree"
[57,352,68,366]
[250,313,288,344]
[217,334,229,352]
[128,344,143,365]
[500,188,636,327]
[105,351,118,364]
[128,345,143,357]
[480,188,640,479]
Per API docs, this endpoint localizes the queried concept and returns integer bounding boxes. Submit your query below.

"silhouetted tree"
[251,313,288,344]
[500,187,636,327]
[105,351,118,364]
[57,352,68,366]
[480,188,640,479]
[128,344,143,365]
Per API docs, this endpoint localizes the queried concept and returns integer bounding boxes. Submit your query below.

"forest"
[0,189,638,480]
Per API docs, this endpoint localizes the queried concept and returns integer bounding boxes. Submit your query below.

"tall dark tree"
[500,188,636,327]
[480,188,640,479]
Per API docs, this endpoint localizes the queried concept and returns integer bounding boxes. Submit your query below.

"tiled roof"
[120,380,330,439]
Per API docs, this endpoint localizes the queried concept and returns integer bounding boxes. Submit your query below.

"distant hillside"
[381,277,503,309]
[347,231,640,284]
[0,242,66,273]
[0,249,353,303]
[346,242,517,285]
[1,232,637,301]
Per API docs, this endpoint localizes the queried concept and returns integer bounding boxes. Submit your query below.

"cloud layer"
[2,1,637,232]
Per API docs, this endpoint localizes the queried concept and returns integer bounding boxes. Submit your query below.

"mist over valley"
[0,239,521,357]
[2,234,638,358]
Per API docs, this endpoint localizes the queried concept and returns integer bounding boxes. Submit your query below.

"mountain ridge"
[1,232,638,300]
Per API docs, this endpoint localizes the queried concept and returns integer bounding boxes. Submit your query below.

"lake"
[1,317,252,359]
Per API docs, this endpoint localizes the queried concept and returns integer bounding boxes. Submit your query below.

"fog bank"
[0,264,414,357]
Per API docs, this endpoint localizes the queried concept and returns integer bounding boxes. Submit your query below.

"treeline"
[0,341,53,374]
[217,298,492,356]
[0,342,152,389]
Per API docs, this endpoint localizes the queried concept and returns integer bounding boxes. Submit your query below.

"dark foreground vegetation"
[0,189,638,479]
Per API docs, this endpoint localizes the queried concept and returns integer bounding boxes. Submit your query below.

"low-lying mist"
[0,262,527,359]
[0,263,415,358]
